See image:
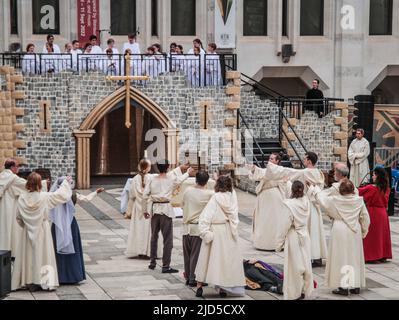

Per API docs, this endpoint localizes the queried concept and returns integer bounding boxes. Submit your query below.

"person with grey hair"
[349,129,370,187]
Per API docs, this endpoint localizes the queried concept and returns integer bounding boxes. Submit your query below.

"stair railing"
[237,110,266,168]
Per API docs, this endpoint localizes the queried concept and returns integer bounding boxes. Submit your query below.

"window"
[370,0,393,35]
[300,0,324,36]
[282,0,288,37]
[10,0,18,35]
[243,0,268,36]
[152,0,158,36]
[111,0,136,35]
[32,0,60,35]
[171,0,196,36]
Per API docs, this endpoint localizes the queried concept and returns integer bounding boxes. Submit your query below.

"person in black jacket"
[305,79,324,118]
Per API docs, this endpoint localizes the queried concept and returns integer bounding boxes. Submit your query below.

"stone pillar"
[74,130,95,189]
[163,128,180,168]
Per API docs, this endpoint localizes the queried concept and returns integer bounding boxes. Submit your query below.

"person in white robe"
[70,40,82,72]
[276,181,313,300]
[11,173,73,292]
[187,47,204,87]
[170,45,186,74]
[103,38,119,55]
[205,43,222,86]
[265,152,327,267]
[0,159,26,256]
[143,161,193,273]
[79,44,98,72]
[142,47,158,79]
[247,153,290,251]
[101,49,119,76]
[182,170,215,286]
[120,178,133,218]
[126,159,162,259]
[122,34,140,55]
[42,34,61,54]
[311,178,370,296]
[195,176,246,298]
[348,129,371,188]
[187,39,206,55]
[22,44,39,75]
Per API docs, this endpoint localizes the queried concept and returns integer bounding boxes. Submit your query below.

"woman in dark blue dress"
[49,177,103,284]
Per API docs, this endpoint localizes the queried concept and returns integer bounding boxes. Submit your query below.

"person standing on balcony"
[348,129,371,188]
[42,34,61,53]
[305,79,324,118]
[123,33,140,55]
[205,43,222,86]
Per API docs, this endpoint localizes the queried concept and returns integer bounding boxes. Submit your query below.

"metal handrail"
[237,110,266,168]
[281,127,306,168]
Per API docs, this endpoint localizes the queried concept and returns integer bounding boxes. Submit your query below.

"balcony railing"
[0,52,237,87]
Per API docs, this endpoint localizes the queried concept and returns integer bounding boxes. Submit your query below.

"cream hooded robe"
[11,179,72,291]
[125,173,162,258]
[276,196,313,300]
[249,166,289,251]
[348,138,370,188]
[312,187,370,289]
[266,162,328,261]
[195,191,246,288]
[0,169,26,255]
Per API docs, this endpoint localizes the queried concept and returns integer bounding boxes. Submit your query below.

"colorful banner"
[215,0,236,49]
[77,0,100,45]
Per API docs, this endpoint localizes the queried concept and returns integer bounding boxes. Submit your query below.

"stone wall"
[13,70,276,180]
[0,66,26,169]
[240,91,280,139]
[282,103,349,171]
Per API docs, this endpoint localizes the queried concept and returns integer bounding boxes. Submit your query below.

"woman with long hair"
[359,167,393,263]
[276,181,313,300]
[195,175,246,298]
[126,159,162,259]
[11,173,73,292]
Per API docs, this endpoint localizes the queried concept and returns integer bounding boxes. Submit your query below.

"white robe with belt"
[0,170,26,255]
[348,138,370,187]
[312,187,370,289]
[125,174,162,258]
[11,180,72,291]
[195,191,246,289]
[276,196,313,300]
[249,166,289,251]
[266,162,328,260]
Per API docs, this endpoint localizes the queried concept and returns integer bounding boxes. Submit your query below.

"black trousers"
[182,235,202,282]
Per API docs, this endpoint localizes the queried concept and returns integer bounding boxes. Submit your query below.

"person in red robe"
[359,167,392,263]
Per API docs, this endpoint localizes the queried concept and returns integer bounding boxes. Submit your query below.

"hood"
[214,192,237,217]
[0,170,18,198]
[331,194,364,233]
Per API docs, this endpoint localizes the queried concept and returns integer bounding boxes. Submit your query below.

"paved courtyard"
[5,187,399,300]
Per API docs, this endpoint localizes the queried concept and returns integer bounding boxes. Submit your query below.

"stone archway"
[73,86,179,189]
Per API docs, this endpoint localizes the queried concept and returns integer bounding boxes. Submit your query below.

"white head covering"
[49,177,76,254]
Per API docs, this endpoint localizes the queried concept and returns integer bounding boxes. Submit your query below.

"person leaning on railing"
[22,44,39,75]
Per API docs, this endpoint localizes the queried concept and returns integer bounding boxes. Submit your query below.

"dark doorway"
[90,101,163,177]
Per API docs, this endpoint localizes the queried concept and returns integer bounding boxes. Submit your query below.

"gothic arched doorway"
[74,86,180,189]
[90,101,163,178]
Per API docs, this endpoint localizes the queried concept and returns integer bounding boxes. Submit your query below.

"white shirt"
[91,45,103,54]
[104,47,119,55]
[123,42,140,55]
[42,44,61,54]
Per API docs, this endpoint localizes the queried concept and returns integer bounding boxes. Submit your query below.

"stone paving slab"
[5,188,399,301]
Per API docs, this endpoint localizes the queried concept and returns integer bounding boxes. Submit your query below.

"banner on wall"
[77,0,100,44]
[215,0,236,49]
